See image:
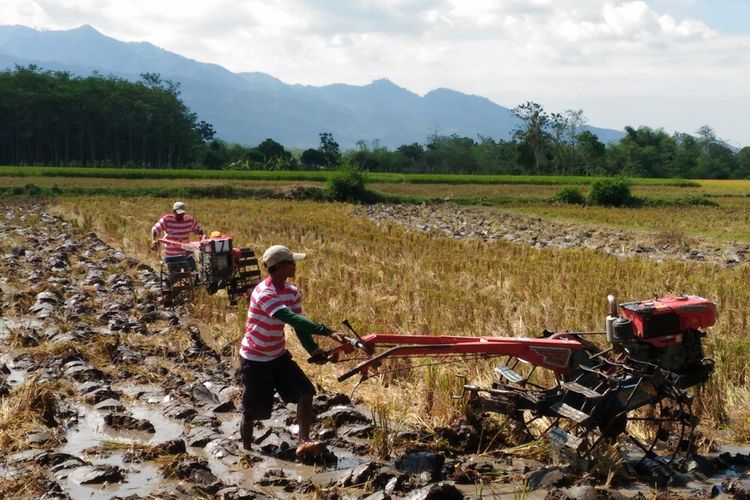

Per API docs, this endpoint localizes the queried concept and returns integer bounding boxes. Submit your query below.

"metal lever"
[342,319,374,355]
[342,319,363,341]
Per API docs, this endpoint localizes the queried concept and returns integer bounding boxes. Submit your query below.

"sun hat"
[263,245,306,268]
[172,201,187,214]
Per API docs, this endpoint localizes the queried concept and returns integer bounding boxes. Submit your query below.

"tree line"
[195,102,750,179]
[0,66,214,167]
[2,66,749,178]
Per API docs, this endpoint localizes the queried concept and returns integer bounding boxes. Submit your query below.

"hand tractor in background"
[154,233,261,305]
[326,295,717,471]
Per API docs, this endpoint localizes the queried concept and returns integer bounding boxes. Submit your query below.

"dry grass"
[0,379,70,454]
[50,197,750,436]
[370,402,392,459]
[509,203,750,242]
[0,468,56,499]
[98,439,151,451]
[156,452,189,478]
[722,386,750,441]
[501,439,550,461]
[26,341,84,364]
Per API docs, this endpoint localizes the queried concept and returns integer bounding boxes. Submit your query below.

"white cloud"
[657,14,714,39]
[0,0,748,145]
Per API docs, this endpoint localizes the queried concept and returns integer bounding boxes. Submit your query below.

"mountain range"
[0,24,625,149]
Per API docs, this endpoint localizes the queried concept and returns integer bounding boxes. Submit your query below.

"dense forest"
[2,66,749,178]
[0,66,214,167]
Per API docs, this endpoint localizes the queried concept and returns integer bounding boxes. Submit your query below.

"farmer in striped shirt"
[150,201,204,269]
[239,244,343,458]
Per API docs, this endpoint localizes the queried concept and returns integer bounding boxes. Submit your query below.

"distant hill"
[0,24,625,149]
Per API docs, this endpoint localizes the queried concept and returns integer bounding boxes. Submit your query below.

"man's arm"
[192,218,204,236]
[150,218,164,248]
[272,307,333,354]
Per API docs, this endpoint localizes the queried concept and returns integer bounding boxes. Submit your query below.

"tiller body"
[155,235,261,304]
[329,295,716,468]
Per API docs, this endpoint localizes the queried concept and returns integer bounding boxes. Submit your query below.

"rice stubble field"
[3,173,750,497]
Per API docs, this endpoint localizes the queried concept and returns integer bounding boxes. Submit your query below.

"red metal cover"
[620,295,716,337]
[201,237,232,254]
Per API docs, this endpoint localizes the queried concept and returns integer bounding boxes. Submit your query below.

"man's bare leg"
[297,394,313,444]
[240,414,254,451]
[295,394,326,458]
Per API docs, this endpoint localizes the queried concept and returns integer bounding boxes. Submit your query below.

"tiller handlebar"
[154,236,202,254]
[325,328,588,382]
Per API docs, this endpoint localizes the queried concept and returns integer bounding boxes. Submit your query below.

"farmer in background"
[239,244,342,458]
[150,201,204,269]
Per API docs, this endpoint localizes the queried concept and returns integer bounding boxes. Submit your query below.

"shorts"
[240,351,316,420]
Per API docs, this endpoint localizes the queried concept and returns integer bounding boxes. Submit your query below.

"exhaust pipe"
[606,294,617,344]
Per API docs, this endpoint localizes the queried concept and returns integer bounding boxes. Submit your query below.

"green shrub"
[587,177,633,207]
[325,164,370,202]
[553,186,586,205]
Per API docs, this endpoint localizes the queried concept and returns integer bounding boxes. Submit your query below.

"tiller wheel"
[159,258,195,306]
[468,354,701,469]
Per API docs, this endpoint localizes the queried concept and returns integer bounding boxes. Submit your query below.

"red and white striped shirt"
[240,277,303,362]
[151,213,202,257]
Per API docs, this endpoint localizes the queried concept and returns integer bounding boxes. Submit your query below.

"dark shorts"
[240,351,316,420]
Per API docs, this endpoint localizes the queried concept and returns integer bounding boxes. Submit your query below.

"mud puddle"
[56,401,189,499]
[60,463,163,500]
[60,401,183,456]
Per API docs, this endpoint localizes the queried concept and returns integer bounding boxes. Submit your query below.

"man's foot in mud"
[295,440,326,459]
[240,414,253,451]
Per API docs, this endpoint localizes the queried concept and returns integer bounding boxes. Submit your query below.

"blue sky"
[653,0,750,34]
[2,0,749,147]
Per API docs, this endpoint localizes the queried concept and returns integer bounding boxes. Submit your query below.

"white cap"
[172,201,187,214]
[263,245,306,268]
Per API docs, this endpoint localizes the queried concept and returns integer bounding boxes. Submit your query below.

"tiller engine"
[155,233,261,304]
[328,295,716,468]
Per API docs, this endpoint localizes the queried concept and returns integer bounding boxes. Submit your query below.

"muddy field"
[356,204,750,267]
[2,201,750,499]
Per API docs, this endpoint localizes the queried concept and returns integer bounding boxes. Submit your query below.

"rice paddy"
[44,191,750,437]
[4,168,750,437]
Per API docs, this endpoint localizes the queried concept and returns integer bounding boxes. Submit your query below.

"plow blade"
[560,381,604,400]
[549,402,591,424]
[495,365,525,384]
[548,426,583,450]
